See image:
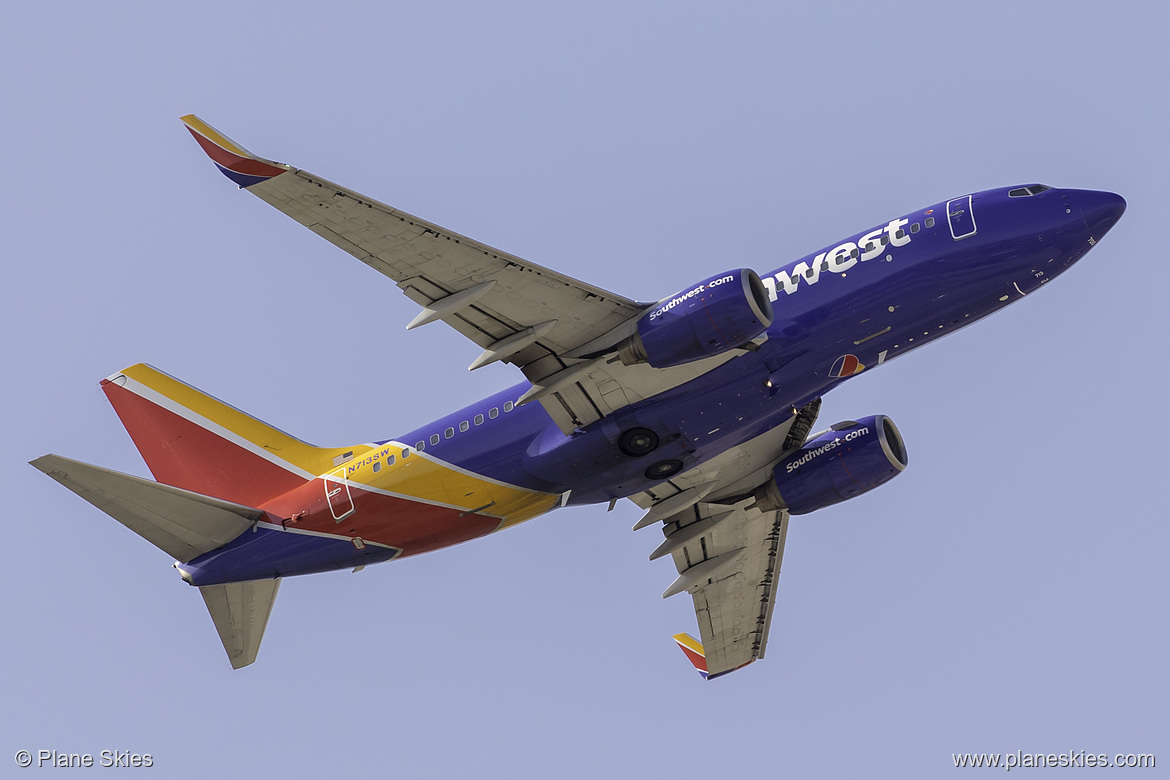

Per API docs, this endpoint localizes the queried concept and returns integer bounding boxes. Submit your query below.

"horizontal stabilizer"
[31,454,261,562]
[200,579,281,669]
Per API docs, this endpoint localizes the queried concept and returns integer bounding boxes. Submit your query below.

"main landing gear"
[618,427,659,457]
[618,426,684,481]
[643,459,684,480]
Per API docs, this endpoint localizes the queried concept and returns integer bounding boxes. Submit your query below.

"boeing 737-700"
[31,116,1125,677]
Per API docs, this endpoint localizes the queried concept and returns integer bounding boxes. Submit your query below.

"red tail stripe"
[103,382,304,508]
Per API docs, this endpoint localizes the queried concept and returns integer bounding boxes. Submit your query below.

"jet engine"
[617,269,773,368]
[754,415,908,515]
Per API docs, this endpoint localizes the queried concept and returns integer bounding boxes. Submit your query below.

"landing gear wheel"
[644,459,684,480]
[618,427,659,457]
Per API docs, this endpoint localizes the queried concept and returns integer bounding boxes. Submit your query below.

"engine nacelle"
[617,269,774,368]
[755,415,908,515]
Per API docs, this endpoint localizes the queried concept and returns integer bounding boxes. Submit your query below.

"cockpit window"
[1009,184,1052,198]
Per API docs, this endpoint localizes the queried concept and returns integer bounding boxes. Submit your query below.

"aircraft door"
[947,195,977,240]
[324,467,355,522]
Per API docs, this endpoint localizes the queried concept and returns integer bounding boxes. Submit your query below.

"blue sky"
[3,2,1166,777]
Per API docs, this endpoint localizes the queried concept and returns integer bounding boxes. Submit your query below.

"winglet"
[180,114,289,188]
[673,633,709,680]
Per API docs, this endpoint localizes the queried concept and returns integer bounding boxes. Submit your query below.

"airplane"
[31,115,1126,677]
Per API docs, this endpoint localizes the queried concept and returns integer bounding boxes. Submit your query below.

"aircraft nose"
[1080,189,1126,238]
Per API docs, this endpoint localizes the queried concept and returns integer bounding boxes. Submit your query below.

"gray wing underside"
[243,167,746,432]
[663,500,789,676]
[246,168,642,362]
[631,414,801,677]
[183,113,748,435]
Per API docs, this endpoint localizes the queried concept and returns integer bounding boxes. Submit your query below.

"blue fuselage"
[390,186,1125,505]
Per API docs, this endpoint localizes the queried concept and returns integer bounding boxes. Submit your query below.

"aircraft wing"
[181,115,748,434]
[629,405,813,678]
[657,499,789,678]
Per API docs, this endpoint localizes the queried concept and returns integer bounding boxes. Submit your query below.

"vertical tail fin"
[30,453,281,669]
[200,580,281,669]
[102,364,345,507]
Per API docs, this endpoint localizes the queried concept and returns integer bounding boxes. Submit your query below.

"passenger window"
[402,448,410,458]
[430,434,440,445]
[925,217,935,228]
[489,408,499,419]
[387,454,395,465]
[373,461,381,473]
[459,421,469,432]
[880,236,889,246]
[416,440,425,451]
[504,402,514,413]
[895,229,905,239]
[849,248,859,259]
[910,222,920,233]
[474,414,484,425]
[444,427,454,439]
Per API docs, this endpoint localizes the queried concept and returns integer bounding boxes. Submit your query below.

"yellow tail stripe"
[119,364,559,522]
